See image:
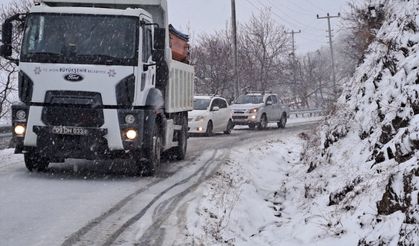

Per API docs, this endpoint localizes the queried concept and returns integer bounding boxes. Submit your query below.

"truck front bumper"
[12,106,156,160]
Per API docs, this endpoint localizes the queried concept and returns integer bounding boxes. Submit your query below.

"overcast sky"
[0,0,353,54]
[168,0,352,54]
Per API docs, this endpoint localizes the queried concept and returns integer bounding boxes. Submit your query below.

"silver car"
[231,93,289,130]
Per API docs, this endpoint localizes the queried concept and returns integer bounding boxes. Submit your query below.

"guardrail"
[289,109,326,119]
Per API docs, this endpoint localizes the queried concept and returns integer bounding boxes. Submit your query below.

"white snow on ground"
[178,128,418,245]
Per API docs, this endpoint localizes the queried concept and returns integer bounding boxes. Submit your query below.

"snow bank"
[303,0,419,244]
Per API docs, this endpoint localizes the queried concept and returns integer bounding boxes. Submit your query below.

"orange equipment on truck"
[169,24,190,63]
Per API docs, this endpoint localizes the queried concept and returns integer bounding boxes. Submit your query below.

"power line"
[302,0,327,13]
[255,0,324,32]
[244,0,324,37]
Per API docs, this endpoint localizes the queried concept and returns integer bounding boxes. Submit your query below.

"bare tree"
[240,9,289,92]
[192,29,234,97]
[0,0,32,120]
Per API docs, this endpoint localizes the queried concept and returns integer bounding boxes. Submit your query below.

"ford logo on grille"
[64,74,84,82]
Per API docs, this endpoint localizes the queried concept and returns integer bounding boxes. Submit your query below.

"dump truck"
[0,0,194,175]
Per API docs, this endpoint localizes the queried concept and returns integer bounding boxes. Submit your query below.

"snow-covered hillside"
[303,0,419,244]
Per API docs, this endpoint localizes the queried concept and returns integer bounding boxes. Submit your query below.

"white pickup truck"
[231,92,289,130]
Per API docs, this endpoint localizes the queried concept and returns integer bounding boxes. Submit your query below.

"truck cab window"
[21,14,139,66]
[142,25,153,63]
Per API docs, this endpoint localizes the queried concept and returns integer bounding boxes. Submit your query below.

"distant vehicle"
[2,0,194,176]
[188,96,233,136]
[231,92,289,130]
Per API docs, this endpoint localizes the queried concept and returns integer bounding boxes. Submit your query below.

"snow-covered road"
[0,118,320,246]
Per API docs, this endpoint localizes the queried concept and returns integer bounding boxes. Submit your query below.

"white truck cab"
[231,92,289,130]
[1,0,194,175]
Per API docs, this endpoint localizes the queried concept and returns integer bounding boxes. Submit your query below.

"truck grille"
[42,91,104,127]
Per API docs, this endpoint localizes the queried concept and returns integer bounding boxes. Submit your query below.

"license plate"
[51,126,89,136]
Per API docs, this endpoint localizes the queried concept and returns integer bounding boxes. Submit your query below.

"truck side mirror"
[1,21,13,58]
[154,27,165,50]
[266,101,273,106]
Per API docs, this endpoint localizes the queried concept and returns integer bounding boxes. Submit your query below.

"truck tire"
[205,121,213,137]
[248,123,256,130]
[278,114,287,128]
[174,114,188,160]
[257,114,268,130]
[24,153,49,172]
[140,124,162,176]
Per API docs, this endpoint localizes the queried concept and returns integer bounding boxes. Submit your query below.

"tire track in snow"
[61,153,203,246]
[61,151,217,246]
[134,150,229,245]
[102,150,224,246]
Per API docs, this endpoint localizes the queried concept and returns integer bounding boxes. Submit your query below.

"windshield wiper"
[27,52,63,57]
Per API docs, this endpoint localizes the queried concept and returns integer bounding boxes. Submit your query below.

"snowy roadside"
[177,130,309,245]
[175,125,419,245]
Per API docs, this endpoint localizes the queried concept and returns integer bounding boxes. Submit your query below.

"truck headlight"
[249,108,258,114]
[16,110,27,121]
[125,129,138,140]
[14,125,26,135]
[125,114,136,124]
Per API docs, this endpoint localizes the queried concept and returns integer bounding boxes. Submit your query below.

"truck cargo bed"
[166,60,194,113]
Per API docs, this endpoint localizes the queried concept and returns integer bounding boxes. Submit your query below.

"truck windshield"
[235,95,264,104]
[193,99,210,110]
[21,13,138,66]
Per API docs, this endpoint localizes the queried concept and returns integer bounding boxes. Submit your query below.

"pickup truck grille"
[42,91,104,127]
[233,115,248,120]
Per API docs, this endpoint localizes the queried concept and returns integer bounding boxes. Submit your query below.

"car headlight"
[248,108,259,114]
[195,115,205,121]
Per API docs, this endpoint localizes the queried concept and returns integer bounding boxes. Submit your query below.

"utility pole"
[317,13,340,99]
[231,0,239,98]
[284,30,301,60]
[285,30,301,106]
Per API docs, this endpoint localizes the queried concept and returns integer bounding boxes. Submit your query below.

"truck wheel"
[174,114,188,160]
[224,120,233,135]
[248,123,256,130]
[24,153,49,172]
[205,121,213,137]
[140,125,162,176]
[257,114,268,130]
[278,114,287,128]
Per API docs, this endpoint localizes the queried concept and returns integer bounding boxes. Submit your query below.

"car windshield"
[235,95,264,104]
[193,98,211,110]
[21,13,138,66]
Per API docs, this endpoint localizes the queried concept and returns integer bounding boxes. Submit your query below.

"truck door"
[138,20,156,105]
